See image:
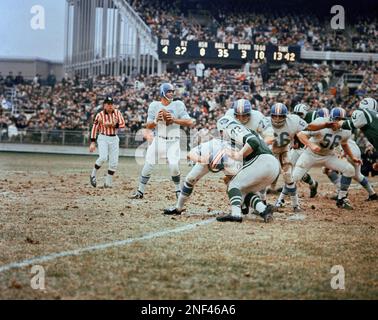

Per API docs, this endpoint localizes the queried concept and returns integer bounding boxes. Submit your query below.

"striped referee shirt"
[90,109,126,142]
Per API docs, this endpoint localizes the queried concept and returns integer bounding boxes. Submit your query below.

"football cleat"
[163,207,183,215]
[90,175,96,188]
[310,181,318,198]
[293,206,303,213]
[367,193,378,201]
[216,214,242,223]
[336,197,353,210]
[260,204,274,223]
[129,191,144,199]
[274,198,285,208]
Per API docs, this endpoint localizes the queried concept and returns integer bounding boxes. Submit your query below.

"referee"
[89,96,126,188]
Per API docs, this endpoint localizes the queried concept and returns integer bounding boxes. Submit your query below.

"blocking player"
[225,98,274,142]
[89,96,126,188]
[337,97,378,150]
[293,107,362,209]
[163,135,241,215]
[130,83,194,199]
[215,115,281,223]
[267,103,331,211]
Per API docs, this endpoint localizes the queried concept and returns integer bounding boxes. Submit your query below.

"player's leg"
[291,148,318,198]
[90,134,108,187]
[351,161,377,200]
[105,136,119,188]
[276,151,300,212]
[324,156,355,209]
[217,154,279,223]
[167,139,182,198]
[130,138,159,198]
[164,163,209,215]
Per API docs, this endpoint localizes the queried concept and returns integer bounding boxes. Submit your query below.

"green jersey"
[219,116,272,163]
[342,109,378,149]
[304,111,318,124]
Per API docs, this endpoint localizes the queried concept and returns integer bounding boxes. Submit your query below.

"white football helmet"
[216,115,235,132]
[359,97,377,112]
[293,103,311,118]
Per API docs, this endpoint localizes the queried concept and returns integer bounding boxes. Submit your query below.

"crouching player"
[163,133,241,215]
[215,115,281,223]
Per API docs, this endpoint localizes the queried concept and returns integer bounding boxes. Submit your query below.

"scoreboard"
[158,38,301,63]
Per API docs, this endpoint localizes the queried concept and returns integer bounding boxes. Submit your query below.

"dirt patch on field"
[0,153,377,299]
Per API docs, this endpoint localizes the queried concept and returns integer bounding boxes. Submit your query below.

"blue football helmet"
[160,83,174,101]
[233,99,252,124]
[316,108,330,118]
[330,107,346,121]
[270,103,288,127]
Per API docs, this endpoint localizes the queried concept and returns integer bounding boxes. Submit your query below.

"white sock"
[91,168,97,177]
[106,175,113,186]
[176,193,188,211]
[291,194,299,207]
[231,205,241,217]
[255,202,266,214]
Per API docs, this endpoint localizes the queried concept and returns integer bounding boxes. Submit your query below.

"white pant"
[185,163,209,185]
[289,148,304,166]
[145,136,181,165]
[95,134,119,171]
[293,149,355,182]
[229,154,280,194]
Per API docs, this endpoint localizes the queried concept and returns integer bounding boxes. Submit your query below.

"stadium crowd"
[130,0,378,52]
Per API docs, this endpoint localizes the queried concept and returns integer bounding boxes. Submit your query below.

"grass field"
[0,152,377,299]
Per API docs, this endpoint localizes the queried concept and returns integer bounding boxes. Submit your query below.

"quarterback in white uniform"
[130,83,194,199]
[163,136,242,215]
[293,107,362,209]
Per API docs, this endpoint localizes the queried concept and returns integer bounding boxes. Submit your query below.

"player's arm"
[341,141,362,164]
[89,113,101,152]
[296,131,321,153]
[258,117,275,144]
[168,103,194,127]
[307,121,336,131]
[146,104,164,129]
[225,136,256,160]
[115,110,126,130]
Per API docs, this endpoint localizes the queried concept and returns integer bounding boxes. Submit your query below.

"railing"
[0,129,145,149]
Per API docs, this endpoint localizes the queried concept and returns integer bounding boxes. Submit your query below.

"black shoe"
[310,181,318,198]
[129,191,143,199]
[241,205,249,215]
[336,197,353,210]
[175,191,181,199]
[216,214,242,223]
[260,204,274,223]
[163,207,183,215]
[368,193,378,201]
[90,175,96,188]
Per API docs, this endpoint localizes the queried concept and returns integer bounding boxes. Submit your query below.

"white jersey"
[225,108,273,137]
[267,114,308,154]
[191,138,241,175]
[305,117,351,156]
[147,100,191,138]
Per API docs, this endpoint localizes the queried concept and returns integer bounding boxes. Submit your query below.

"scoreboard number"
[199,48,206,57]
[162,46,168,54]
[175,46,187,55]
[241,50,247,59]
[255,51,265,60]
[273,51,296,62]
[218,49,229,58]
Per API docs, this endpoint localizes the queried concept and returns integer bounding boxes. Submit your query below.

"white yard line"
[0,218,215,274]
